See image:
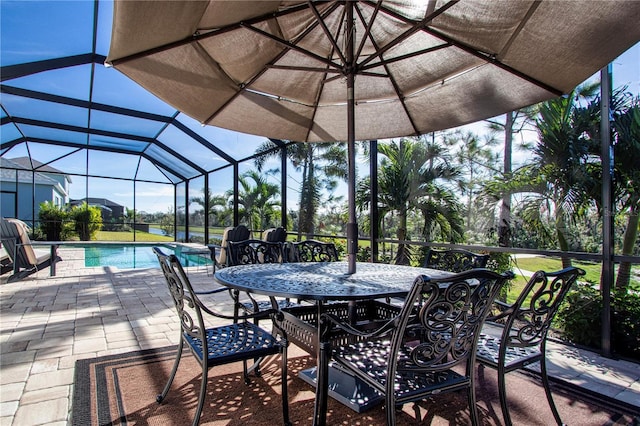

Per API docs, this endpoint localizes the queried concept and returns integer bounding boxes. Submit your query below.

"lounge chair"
[0,218,60,282]
[206,225,250,273]
[262,226,287,243]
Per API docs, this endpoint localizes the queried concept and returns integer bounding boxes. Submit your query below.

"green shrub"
[37,201,69,241]
[556,284,640,360]
[486,252,513,302]
[70,203,103,241]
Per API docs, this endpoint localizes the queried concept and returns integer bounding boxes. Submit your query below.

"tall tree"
[508,83,599,267]
[485,107,538,246]
[580,90,640,289]
[612,95,640,288]
[253,140,347,238]
[444,130,500,236]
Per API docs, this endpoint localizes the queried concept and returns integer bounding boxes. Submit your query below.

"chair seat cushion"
[333,340,468,400]
[185,322,281,364]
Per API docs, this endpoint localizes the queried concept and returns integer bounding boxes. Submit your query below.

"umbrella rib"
[242,24,342,72]
[497,0,542,59]
[357,0,459,69]
[308,1,346,66]
[267,65,341,74]
[359,44,451,72]
[424,26,563,97]
[204,3,340,125]
[202,47,289,125]
[303,6,346,142]
[353,5,420,137]
[354,0,383,61]
[372,0,564,97]
[107,2,314,66]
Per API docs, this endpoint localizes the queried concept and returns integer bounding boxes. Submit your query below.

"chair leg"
[193,357,209,426]
[497,362,512,426]
[385,393,397,426]
[540,357,563,425]
[157,340,184,403]
[468,376,480,426]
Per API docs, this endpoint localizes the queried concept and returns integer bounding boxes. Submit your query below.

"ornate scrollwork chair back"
[227,239,283,266]
[288,239,339,262]
[152,247,290,426]
[320,268,514,425]
[424,248,489,272]
[226,240,297,313]
[476,266,585,426]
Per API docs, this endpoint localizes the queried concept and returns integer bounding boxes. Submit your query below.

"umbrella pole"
[346,2,357,275]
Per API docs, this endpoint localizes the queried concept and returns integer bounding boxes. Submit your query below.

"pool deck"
[1,247,639,425]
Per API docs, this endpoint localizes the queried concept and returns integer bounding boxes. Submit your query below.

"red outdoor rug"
[72,345,639,425]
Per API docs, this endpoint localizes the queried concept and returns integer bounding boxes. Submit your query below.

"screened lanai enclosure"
[2,1,640,358]
[0,0,298,244]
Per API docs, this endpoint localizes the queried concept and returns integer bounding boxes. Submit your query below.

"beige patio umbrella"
[106,0,640,274]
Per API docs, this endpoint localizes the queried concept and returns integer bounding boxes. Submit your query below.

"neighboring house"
[0,157,71,222]
[69,198,126,222]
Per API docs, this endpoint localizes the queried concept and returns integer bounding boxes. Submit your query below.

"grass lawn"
[505,255,639,304]
[95,230,173,242]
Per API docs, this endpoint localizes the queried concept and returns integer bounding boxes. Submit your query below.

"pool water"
[84,245,211,269]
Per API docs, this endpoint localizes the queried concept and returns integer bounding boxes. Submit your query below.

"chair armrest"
[197,295,277,322]
[485,300,514,322]
[193,286,229,296]
[206,244,223,260]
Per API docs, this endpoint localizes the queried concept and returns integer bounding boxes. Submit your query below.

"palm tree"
[253,140,347,238]
[612,95,640,289]
[229,170,280,232]
[357,136,463,265]
[190,188,232,227]
[507,83,599,267]
[577,90,640,289]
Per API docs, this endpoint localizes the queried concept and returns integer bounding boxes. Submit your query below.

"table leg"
[313,311,330,426]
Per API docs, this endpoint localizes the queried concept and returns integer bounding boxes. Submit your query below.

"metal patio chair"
[476,266,585,426]
[287,239,339,263]
[227,239,298,314]
[423,248,490,272]
[153,246,290,426]
[318,269,514,425]
[262,226,287,243]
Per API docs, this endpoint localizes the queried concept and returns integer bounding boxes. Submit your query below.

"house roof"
[0,157,67,188]
[70,198,123,208]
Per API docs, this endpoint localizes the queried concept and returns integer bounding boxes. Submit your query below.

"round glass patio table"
[214,261,452,302]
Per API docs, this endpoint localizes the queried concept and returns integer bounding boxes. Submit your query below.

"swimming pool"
[83,244,211,269]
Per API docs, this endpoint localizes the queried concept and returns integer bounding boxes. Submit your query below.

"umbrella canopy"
[107,0,640,273]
